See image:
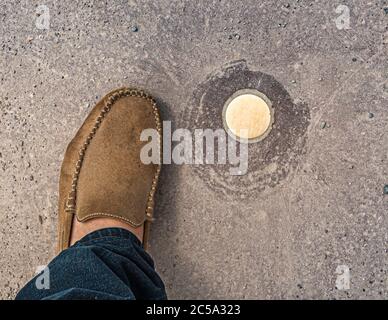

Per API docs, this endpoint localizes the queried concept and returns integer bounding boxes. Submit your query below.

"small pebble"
[368,112,374,119]
[131,25,139,32]
[384,7,388,14]
[320,121,327,129]
[352,57,357,62]
[291,80,296,84]
[383,185,388,195]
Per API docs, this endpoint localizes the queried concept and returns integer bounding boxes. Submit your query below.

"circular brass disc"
[223,89,274,143]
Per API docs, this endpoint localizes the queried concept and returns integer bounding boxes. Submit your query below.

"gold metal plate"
[223,89,274,143]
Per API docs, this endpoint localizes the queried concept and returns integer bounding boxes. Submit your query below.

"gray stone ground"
[0,0,387,299]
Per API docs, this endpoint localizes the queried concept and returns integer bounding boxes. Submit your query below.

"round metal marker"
[222,89,274,143]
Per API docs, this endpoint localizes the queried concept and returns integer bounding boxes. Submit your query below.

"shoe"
[57,87,162,253]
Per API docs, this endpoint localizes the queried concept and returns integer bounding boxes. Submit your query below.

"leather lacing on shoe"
[65,88,162,227]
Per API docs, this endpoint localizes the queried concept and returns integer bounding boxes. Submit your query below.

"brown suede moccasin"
[57,87,162,253]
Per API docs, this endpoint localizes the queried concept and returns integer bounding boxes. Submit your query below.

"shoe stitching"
[64,88,162,227]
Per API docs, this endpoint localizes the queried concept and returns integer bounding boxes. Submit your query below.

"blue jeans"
[16,228,167,300]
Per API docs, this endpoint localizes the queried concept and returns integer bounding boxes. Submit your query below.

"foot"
[57,88,162,252]
[69,217,144,246]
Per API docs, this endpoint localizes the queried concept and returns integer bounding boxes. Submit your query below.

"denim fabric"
[16,228,167,300]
